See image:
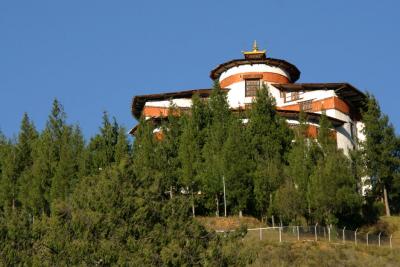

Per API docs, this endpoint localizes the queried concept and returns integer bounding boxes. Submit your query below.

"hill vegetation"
[0,83,398,265]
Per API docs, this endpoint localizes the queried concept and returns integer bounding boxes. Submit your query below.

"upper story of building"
[131,42,366,154]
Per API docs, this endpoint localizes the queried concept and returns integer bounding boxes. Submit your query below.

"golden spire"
[243,40,266,59]
[252,40,258,51]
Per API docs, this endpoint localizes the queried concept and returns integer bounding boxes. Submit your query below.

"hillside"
[243,241,400,267]
[197,216,400,266]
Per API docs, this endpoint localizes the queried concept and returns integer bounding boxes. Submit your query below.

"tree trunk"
[169,186,173,199]
[215,195,219,217]
[239,210,243,218]
[191,190,195,218]
[383,185,391,216]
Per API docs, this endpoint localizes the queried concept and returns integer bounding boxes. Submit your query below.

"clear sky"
[1,0,399,139]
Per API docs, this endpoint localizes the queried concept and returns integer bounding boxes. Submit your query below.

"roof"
[273,83,366,110]
[131,88,228,120]
[210,58,301,82]
[129,109,345,135]
[277,109,346,127]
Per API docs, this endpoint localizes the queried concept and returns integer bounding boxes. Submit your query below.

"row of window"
[244,79,312,111]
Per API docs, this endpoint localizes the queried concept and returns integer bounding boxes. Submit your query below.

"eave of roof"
[129,109,345,136]
[276,109,346,127]
[210,58,301,82]
[131,88,229,120]
[273,83,366,110]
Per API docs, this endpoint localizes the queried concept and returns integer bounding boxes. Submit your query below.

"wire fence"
[217,225,399,249]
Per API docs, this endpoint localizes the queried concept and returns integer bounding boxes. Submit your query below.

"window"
[300,100,313,111]
[291,91,300,101]
[284,90,303,102]
[245,79,260,97]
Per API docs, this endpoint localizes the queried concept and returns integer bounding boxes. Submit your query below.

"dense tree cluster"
[0,84,398,265]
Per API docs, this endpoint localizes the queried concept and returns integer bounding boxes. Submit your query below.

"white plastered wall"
[145,98,193,108]
[219,64,290,81]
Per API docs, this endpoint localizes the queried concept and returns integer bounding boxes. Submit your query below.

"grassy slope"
[380,216,400,246]
[242,241,400,267]
[197,216,400,266]
[195,216,263,231]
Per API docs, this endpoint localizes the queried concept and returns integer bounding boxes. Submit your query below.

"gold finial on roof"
[253,40,258,51]
[243,40,266,59]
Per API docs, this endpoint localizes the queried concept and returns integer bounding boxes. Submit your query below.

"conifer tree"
[284,112,315,220]
[178,94,210,216]
[114,126,131,164]
[23,99,70,215]
[1,114,38,211]
[222,114,251,215]
[132,119,163,198]
[16,113,38,173]
[246,85,293,216]
[361,93,399,216]
[201,81,231,216]
[50,125,85,202]
[0,141,18,209]
[87,112,120,172]
[308,114,362,225]
[157,108,182,199]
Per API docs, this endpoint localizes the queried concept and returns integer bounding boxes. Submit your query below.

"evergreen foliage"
[0,88,397,265]
[246,85,293,217]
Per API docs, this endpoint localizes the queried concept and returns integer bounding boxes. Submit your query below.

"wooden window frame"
[300,100,313,112]
[285,90,304,102]
[245,79,260,97]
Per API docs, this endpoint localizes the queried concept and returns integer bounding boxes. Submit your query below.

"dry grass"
[245,241,400,267]
[197,215,400,266]
[195,216,263,231]
[380,216,400,246]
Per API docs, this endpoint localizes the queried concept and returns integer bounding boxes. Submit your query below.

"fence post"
[259,227,262,241]
[378,232,382,247]
[315,223,318,242]
[366,231,370,246]
[390,234,393,249]
[272,215,275,227]
[342,227,346,244]
[328,226,331,242]
[297,226,300,241]
[279,227,282,243]
[355,228,358,245]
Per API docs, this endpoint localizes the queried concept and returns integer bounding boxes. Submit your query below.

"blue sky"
[1,0,399,139]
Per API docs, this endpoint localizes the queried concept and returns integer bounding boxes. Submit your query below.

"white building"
[130,41,366,155]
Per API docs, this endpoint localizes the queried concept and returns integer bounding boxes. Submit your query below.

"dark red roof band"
[131,88,229,120]
[210,58,301,82]
[129,110,345,135]
[274,83,366,111]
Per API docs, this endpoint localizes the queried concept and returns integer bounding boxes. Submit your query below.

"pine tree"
[246,84,293,217]
[157,107,182,199]
[23,99,68,215]
[16,113,38,173]
[0,140,18,209]
[284,112,315,221]
[114,126,131,164]
[132,119,163,198]
[178,94,210,216]
[361,93,399,216]
[0,114,38,211]
[222,114,251,216]
[50,125,85,202]
[308,113,362,225]
[87,111,120,172]
[201,81,231,216]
